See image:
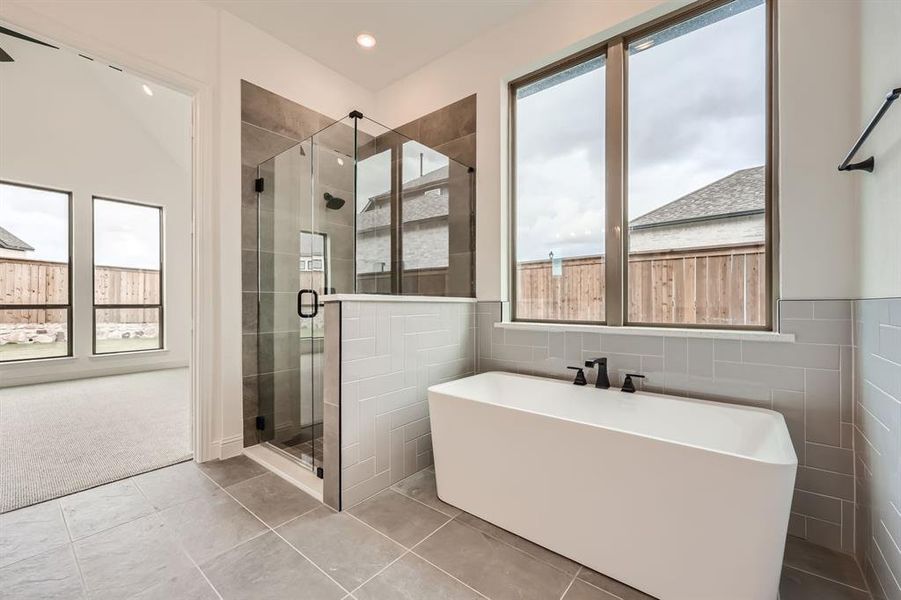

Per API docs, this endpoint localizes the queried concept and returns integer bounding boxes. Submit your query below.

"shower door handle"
[297,289,319,318]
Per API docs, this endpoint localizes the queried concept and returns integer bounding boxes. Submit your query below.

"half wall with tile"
[853,298,901,600]
[476,300,856,554]
[325,299,476,509]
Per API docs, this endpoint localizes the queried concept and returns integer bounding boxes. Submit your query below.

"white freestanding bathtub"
[428,372,797,600]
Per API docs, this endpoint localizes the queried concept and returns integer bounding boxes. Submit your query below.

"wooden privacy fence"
[516,245,766,326]
[1,258,160,324]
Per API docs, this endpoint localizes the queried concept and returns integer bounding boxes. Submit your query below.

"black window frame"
[91,196,165,355]
[509,0,776,331]
[0,180,74,363]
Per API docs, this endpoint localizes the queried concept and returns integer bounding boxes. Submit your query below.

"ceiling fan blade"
[0,46,12,62]
[0,26,58,50]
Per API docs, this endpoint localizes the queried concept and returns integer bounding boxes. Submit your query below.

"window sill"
[0,356,78,368]
[322,294,477,304]
[89,348,170,359]
[495,321,795,343]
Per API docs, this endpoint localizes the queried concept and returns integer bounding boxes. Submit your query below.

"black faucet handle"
[621,373,645,393]
[567,366,587,386]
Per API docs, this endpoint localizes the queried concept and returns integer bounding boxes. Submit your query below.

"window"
[0,182,72,362]
[511,0,771,329]
[513,53,606,323]
[93,198,163,354]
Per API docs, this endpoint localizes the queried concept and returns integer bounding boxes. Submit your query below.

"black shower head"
[323,192,345,210]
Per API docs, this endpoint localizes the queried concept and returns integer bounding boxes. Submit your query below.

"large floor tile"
[576,567,656,600]
[202,531,345,599]
[158,489,267,563]
[198,456,267,488]
[276,506,404,590]
[783,535,868,590]
[134,461,219,510]
[226,472,320,527]
[354,552,482,600]
[349,489,450,548]
[415,519,573,600]
[454,511,580,576]
[780,566,871,600]
[391,468,462,518]
[128,565,218,600]
[0,544,85,599]
[60,479,154,540]
[74,513,194,599]
[563,579,618,600]
[0,500,69,569]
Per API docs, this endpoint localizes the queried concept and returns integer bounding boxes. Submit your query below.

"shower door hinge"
[255,415,265,431]
[316,467,324,479]
[254,177,264,193]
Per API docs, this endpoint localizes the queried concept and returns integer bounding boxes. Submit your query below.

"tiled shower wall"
[853,298,901,599]
[335,300,476,508]
[476,300,856,553]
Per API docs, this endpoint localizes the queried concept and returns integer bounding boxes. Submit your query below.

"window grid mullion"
[605,39,626,327]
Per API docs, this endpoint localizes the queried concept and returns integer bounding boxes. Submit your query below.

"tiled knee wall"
[476,300,857,554]
[336,300,476,508]
[853,298,901,599]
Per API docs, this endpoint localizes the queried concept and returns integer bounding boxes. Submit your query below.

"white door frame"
[0,9,218,461]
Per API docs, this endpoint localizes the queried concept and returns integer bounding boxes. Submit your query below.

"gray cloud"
[515,4,766,262]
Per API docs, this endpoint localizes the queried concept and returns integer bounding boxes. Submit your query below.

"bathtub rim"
[429,371,798,468]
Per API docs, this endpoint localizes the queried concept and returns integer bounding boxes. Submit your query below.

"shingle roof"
[0,225,34,251]
[358,166,451,231]
[630,166,765,229]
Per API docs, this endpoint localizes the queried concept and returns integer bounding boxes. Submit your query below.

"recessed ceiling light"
[337,157,345,166]
[142,84,154,96]
[356,32,376,49]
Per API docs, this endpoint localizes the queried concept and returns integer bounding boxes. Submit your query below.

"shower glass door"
[256,138,316,468]
[257,117,355,473]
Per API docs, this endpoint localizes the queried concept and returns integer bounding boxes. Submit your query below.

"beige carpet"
[0,368,191,513]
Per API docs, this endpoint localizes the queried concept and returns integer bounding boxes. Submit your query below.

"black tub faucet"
[584,357,610,389]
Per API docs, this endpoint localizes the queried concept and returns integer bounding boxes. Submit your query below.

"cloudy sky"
[515,0,765,262]
[1,185,160,269]
[1,184,69,262]
[93,199,161,269]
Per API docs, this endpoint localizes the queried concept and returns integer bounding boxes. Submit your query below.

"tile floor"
[0,458,873,600]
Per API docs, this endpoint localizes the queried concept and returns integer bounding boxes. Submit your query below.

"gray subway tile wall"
[476,300,857,554]
[853,298,901,600]
[337,301,476,509]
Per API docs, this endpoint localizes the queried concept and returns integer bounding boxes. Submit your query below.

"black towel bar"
[838,86,900,173]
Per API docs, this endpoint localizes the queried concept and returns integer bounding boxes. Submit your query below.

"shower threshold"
[243,443,323,501]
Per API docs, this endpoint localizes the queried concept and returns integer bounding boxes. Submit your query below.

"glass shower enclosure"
[254,114,474,473]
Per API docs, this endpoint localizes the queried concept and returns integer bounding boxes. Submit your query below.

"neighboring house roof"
[630,166,765,229]
[0,226,34,251]
[357,166,453,232]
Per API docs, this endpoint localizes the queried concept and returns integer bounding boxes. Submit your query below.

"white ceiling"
[206,0,538,91]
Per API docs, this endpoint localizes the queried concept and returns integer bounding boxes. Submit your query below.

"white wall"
[777,0,861,300]
[0,31,192,386]
[857,0,901,298]
[0,0,374,460]
[374,0,865,301]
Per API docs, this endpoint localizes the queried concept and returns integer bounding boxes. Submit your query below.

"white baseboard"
[218,434,245,460]
[0,360,190,388]
[243,444,323,502]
